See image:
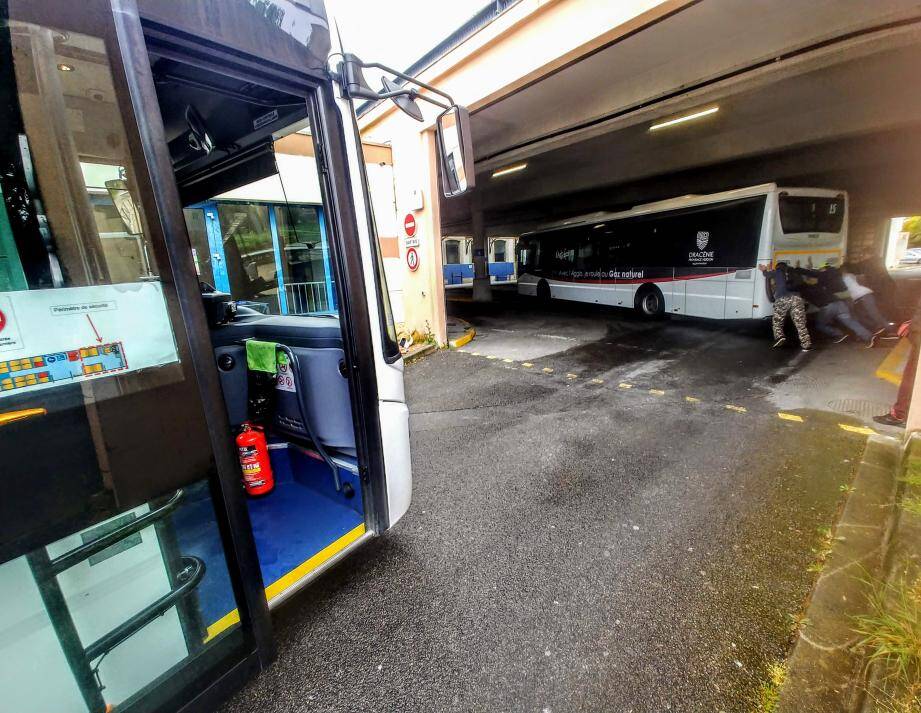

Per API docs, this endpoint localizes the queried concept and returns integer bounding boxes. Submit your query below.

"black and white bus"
[517,184,847,319]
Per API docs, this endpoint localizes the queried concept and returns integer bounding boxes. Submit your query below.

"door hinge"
[358,465,370,483]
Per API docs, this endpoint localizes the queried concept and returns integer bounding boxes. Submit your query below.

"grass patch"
[901,496,921,518]
[853,575,921,711]
[754,661,787,712]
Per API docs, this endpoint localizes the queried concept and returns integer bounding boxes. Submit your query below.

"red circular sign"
[404,213,416,237]
[406,247,420,272]
[0,308,5,333]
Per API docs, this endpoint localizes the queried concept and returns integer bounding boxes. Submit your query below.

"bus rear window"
[779,195,845,234]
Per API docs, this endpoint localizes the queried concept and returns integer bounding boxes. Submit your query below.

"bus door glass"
[0,3,268,711]
[152,41,378,607]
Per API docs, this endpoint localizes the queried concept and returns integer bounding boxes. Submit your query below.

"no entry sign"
[403,213,416,237]
[406,247,420,272]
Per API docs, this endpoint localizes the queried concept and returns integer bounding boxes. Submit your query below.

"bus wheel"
[537,280,552,303]
[636,285,664,318]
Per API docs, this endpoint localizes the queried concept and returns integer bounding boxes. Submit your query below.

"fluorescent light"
[649,106,719,132]
[57,63,74,72]
[491,162,527,178]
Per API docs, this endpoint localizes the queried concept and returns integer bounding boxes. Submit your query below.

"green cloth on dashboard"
[246,339,278,374]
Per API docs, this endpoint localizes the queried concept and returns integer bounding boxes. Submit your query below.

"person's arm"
[759,264,776,302]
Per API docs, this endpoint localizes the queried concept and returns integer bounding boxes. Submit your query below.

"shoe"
[874,413,905,427]
[866,335,879,348]
[833,334,849,344]
[773,337,786,348]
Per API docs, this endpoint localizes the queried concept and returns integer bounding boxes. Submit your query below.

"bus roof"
[521,183,847,237]
[137,0,330,76]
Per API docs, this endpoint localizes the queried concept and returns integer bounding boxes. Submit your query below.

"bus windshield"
[778,195,845,234]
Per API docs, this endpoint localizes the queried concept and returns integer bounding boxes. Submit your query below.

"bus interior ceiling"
[147,50,366,620]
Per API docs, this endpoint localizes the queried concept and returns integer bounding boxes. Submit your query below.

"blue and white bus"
[517,184,847,319]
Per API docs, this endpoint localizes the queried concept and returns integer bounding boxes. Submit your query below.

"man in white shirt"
[841,267,892,336]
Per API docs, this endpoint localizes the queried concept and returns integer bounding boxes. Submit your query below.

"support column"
[471,209,492,302]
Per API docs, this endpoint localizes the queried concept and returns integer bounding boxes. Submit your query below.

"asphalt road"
[224,290,898,713]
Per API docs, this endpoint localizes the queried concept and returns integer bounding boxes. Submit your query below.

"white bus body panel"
[329,31,411,529]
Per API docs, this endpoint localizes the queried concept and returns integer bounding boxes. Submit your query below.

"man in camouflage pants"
[760,263,812,351]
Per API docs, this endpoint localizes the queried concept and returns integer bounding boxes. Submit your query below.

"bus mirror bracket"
[335,54,475,197]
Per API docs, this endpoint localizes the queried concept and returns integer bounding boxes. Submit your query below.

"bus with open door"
[0,1,473,711]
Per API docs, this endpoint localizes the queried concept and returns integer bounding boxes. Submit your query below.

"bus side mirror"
[436,105,475,198]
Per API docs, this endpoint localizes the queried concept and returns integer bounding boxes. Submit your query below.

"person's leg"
[814,303,845,338]
[892,341,920,421]
[832,301,873,342]
[854,294,888,332]
[772,297,791,341]
[790,296,812,348]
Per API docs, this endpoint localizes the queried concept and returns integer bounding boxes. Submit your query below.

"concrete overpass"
[358,0,921,335]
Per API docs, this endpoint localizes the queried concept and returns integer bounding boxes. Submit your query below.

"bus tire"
[536,279,552,303]
[635,284,665,318]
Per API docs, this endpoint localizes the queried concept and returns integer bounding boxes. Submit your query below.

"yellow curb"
[725,404,747,413]
[875,338,907,385]
[778,412,804,422]
[449,328,476,349]
[649,389,665,396]
[522,362,534,368]
[839,423,876,436]
[486,355,497,360]
[618,383,632,389]
[542,367,554,373]
[566,373,579,379]
[502,358,514,363]
[685,396,700,403]
[471,352,481,356]
[591,378,604,384]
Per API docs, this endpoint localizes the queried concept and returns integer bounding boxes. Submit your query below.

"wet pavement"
[223,288,899,713]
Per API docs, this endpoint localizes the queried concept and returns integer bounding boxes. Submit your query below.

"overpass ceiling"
[442,0,921,234]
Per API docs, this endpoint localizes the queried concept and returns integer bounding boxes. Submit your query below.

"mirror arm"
[337,55,454,109]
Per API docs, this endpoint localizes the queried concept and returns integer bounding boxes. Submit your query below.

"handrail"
[84,555,206,662]
[50,490,184,575]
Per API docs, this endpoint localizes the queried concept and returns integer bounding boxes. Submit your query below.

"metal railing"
[285,280,333,314]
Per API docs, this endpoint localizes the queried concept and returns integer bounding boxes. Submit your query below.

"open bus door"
[0,1,274,711]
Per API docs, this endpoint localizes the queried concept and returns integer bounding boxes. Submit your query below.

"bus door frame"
[131,5,393,536]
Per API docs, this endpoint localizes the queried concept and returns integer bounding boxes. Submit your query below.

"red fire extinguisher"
[236,422,274,496]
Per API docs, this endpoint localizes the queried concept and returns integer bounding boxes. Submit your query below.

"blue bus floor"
[172,456,364,629]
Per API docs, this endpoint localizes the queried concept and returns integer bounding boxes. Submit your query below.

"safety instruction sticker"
[0,282,179,398]
[275,352,296,393]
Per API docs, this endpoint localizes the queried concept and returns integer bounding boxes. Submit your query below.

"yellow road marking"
[591,378,604,384]
[839,423,876,436]
[502,358,514,363]
[566,373,579,379]
[725,404,747,413]
[649,389,665,396]
[618,383,632,389]
[778,412,804,422]
[205,523,367,643]
[875,338,907,386]
[522,362,534,368]
[684,396,700,403]
[542,367,554,373]
[486,355,497,360]
[471,352,481,356]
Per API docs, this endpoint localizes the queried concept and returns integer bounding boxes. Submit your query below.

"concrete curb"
[776,434,902,713]
[447,317,476,349]
[402,343,437,365]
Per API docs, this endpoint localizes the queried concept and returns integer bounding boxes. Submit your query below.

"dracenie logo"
[696,231,710,250]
